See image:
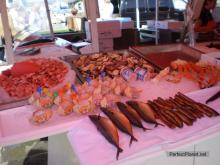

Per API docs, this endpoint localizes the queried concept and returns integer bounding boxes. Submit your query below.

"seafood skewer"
[148,92,219,128]
[89,115,123,160]
[174,94,210,117]
[116,102,150,131]
[148,101,176,129]
[176,92,220,117]
[148,100,180,128]
[101,108,138,146]
[126,101,164,127]
[170,97,204,119]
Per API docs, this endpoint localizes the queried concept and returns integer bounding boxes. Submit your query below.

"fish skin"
[162,110,184,128]
[147,100,177,128]
[197,102,220,117]
[89,115,123,160]
[116,102,150,131]
[100,108,138,146]
[173,111,194,126]
[126,101,164,127]
[176,94,214,117]
[157,111,176,129]
[177,93,220,117]
[148,100,184,128]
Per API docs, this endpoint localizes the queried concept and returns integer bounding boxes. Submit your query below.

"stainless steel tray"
[130,44,202,69]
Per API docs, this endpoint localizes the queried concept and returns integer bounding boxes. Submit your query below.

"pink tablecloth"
[67,86,220,165]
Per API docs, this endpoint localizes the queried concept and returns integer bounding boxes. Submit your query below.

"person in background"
[99,0,114,19]
[111,0,120,15]
[71,6,78,16]
[28,4,42,31]
[9,0,27,33]
[194,0,217,33]
[0,17,5,62]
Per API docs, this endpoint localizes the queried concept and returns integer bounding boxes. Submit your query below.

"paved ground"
[0,140,48,165]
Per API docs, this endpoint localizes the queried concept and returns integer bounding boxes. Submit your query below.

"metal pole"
[0,0,14,64]
[136,0,140,29]
[44,0,54,39]
[155,0,159,45]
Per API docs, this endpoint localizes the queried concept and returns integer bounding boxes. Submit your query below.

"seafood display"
[167,59,220,89]
[74,76,142,109]
[116,102,149,131]
[0,58,68,98]
[147,92,219,129]
[89,92,219,160]
[206,90,220,104]
[89,115,123,160]
[101,108,138,146]
[72,52,155,79]
[29,76,142,124]
[31,109,53,124]
[29,87,54,108]
[6,48,219,162]
[152,67,170,83]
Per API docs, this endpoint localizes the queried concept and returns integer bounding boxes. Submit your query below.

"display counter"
[0,77,201,146]
[67,86,220,165]
[0,43,220,165]
[194,41,220,53]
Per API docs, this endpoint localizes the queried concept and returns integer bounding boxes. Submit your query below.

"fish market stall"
[0,45,220,165]
[0,48,202,146]
[1,0,220,164]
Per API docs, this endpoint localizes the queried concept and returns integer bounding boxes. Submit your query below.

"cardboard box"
[114,17,134,29]
[99,38,113,52]
[99,47,113,52]
[147,20,155,29]
[147,20,184,30]
[85,20,121,40]
[99,38,113,48]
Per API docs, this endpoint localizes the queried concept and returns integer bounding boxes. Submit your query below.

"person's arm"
[195,19,217,32]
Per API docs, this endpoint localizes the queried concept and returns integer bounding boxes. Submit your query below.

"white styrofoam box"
[97,20,121,38]
[147,20,155,28]
[120,20,134,29]
[156,20,184,30]
[147,20,184,30]
[99,38,113,52]
[85,20,121,41]
[99,38,113,48]
[114,17,134,29]
[99,47,113,52]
